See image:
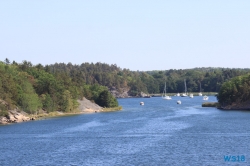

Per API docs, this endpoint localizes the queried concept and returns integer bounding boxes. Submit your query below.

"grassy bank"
[202,102,219,107]
[29,106,123,120]
[103,106,123,112]
[29,111,82,120]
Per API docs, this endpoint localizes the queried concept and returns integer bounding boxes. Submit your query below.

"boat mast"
[200,82,201,93]
[162,82,166,97]
[184,79,187,94]
[164,82,166,96]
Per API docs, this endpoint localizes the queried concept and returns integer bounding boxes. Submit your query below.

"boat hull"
[162,96,172,100]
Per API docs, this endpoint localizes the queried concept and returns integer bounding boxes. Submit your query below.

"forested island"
[217,73,250,110]
[1,58,250,124]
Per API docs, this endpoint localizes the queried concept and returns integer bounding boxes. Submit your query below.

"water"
[1,96,250,165]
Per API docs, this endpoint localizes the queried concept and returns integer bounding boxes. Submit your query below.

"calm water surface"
[1,96,250,166]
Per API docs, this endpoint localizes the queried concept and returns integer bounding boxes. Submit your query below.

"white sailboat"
[176,93,180,96]
[181,79,188,97]
[162,82,171,100]
[203,95,209,100]
[189,93,194,98]
[198,82,202,96]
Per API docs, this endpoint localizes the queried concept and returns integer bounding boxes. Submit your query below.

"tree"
[95,90,118,107]
[217,74,250,107]
[4,58,10,64]
[40,93,54,112]
[61,90,74,112]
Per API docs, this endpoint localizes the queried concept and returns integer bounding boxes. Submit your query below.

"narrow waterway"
[0,96,249,165]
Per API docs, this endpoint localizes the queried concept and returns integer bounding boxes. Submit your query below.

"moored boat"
[203,95,209,100]
[181,79,188,97]
[162,82,172,100]
[199,82,202,96]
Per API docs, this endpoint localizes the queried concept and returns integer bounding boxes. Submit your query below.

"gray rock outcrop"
[77,97,103,113]
[110,87,130,98]
[0,98,104,125]
[0,109,30,124]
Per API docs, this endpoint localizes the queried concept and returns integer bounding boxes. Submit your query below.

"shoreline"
[33,106,123,120]
[0,97,122,125]
[0,106,123,125]
[116,92,218,98]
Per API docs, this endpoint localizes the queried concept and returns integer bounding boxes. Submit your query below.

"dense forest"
[0,59,118,116]
[1,58,250,115]
[217,73,250,108]
[49,62,250,95]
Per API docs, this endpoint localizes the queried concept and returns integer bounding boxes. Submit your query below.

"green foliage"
[0,63,19,107]
[4,58,10,64]
[217,74,250,106]
[0,60,123,114]
[17,77,42,114]
[61,90,79,112]
[95,90,118,108]
[0,103,9,117]
[20,93,41,114]
[1,59,250,114]
[40,94,54,112]
[49,63,250,94]
[0,103,7,111]
[89,84,108,100]
[103,106,123,112]
[0,110,8,117]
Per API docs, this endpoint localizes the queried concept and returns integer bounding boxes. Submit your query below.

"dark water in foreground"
[0,96,250,166]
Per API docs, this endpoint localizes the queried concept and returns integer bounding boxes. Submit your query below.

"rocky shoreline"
[201,101,250,110]
[0,109,33,124]
[0,97,105,125]
[218,101,250,110]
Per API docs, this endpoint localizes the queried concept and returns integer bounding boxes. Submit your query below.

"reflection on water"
[0,96,250,165]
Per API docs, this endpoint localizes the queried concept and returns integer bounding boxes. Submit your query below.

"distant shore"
[115,92,218,98]
[150,92,218,97]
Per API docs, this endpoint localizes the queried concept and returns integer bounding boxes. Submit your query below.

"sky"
[0,1,250,71]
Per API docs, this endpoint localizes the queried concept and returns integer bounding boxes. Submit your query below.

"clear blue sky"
[0,1,249,71]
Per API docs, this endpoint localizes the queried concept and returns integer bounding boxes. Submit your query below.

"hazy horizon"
[3,58,250,72]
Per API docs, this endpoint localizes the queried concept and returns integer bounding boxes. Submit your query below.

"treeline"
[1,59,250,115]
[49,62,250,95]
[217,73,250,107]
[0,60,118,115]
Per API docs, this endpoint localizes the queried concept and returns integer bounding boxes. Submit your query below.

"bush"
[95,90,118,108]
[0,110,9,117]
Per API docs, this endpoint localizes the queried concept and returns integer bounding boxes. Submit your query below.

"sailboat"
[203,95,209,100]
[181,79,188,97]
[198,82,202,96]
[162,82,171,100]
